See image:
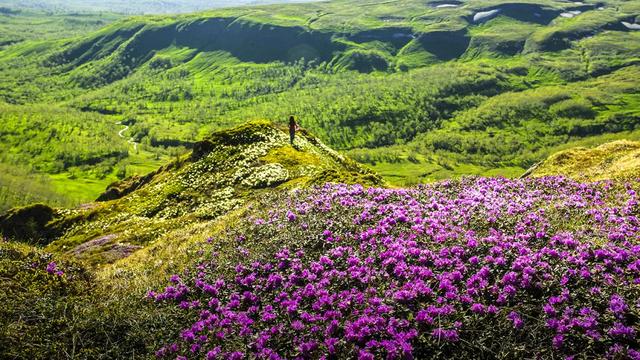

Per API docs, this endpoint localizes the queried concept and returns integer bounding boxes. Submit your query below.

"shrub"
[151,178,640,359]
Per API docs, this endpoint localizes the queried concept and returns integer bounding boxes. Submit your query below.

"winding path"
[116,121,139,152]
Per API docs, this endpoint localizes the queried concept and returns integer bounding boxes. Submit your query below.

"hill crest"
[1,120,383,265]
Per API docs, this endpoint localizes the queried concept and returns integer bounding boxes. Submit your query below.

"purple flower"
[431,328,459,342]
[148,180,640,359]
[46,261,64,276]
[608,322,636,339]
[543,303,556,316]
[358,350,375,360]
[470,303,485,314]
[507,311,524,329]
[608,294,628,315]
[552,334,564,349]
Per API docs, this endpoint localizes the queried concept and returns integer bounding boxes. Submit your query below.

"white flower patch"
[296,164,320,177]
[156,204,186,219]
[194,187,243,219]
[240,163,290,188]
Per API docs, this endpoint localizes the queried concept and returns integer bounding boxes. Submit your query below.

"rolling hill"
[0,0,639,207]
[0,0,319,14]
[2,1,640,359]
[1,121,382,265]
[526,139,640,181]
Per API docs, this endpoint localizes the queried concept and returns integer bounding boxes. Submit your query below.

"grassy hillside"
[527,139,640,181]
[1,116,639,360]
[147,178,640,359]
[2,2,640,359]
[1,0,639,208]
[0,9,122,49]
[1,121,382,265]
[0,121,382,358]
[2,175,639,358]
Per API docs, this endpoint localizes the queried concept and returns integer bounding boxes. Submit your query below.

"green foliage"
[0,242,93,359]
[0,0,317,14]
[0,103,127,174]
[0,162,69,212]
[0,0,639,197]
[530,139,640,181]
[2,1,639,357]
[0,240,189,359]
[0,10,122,49]
[40,121,381,266]
[412,66,640,171]
[331,49,391,73]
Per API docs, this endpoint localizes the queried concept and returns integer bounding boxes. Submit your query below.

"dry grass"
[531,140,640,181]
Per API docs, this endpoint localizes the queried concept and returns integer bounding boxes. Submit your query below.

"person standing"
[289,116,299,145]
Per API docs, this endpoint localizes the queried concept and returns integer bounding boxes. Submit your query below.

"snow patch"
[473,9,500,23]
[392,33,416,39]
[560,10,582,18]
[622,21,640,30]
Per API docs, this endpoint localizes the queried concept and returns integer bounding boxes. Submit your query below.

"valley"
[1,0,639,211]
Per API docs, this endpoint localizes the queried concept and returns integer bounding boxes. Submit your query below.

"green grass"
[2,2,640,358]
[48,173,117,204]
[0,10,122,48]
[365,158,526,186]
[0,0,323,14]
[530,139,640,181]
[34,121,382,265]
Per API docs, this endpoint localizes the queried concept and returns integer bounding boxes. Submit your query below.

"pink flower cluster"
[151,177,640,359]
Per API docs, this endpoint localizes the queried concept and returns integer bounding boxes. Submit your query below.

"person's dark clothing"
[289,118,296,145]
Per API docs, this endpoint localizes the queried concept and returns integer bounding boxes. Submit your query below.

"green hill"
[1,137,639,358]
[1,120,382,265]
[0,0,317,14]
[2,2,640,358]
[0,121,383,358]
[1,0,639,208]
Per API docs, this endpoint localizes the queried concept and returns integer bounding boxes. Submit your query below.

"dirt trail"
[116,121,138,151]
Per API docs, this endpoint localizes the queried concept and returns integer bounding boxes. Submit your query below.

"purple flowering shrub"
[151,177,640,359]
